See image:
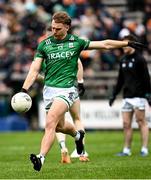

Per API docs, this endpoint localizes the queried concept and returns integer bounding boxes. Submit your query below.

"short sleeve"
[78,37,90,51]
[34,42,45,59]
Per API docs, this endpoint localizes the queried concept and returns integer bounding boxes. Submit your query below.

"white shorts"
[122,98,146,112]
[43,85,79,111]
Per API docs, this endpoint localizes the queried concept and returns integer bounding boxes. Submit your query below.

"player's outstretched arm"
[88,40,146,50]
[88,40,128,50]
[22,57,43,91]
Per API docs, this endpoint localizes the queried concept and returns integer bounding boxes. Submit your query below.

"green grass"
[0,130,151,179]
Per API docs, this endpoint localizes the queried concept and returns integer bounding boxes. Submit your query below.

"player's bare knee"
[136,118,146,126]
[45,113,58,130]
[45,120,56,130]
[123,121,131,130]
[47,112,58,122]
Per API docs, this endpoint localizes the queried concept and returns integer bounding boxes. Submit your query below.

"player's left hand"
[78,83,85,97]
[20,88,28,94]
[21,88,28,93]
[128,41,147,49]
[145,93,151,106]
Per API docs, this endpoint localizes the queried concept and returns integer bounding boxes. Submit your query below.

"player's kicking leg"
[30,99,85,171]
[30,154,44,171]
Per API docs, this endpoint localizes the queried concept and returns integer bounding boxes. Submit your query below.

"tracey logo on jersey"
[47,51,75,60]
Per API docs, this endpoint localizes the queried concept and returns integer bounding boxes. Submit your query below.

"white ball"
[11,92,32,113]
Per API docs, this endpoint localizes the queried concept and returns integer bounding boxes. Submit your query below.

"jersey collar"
[51,34,71,43]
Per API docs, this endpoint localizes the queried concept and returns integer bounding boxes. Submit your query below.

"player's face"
[51,20,69,40]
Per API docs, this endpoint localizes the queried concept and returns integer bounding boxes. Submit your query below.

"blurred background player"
[38,27,89,163]
[109,34,151,157]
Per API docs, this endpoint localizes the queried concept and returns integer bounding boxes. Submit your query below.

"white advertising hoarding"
[38,100,151,129]
[80,100,122,129]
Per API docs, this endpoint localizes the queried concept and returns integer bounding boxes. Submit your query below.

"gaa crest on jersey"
[57,44,63,50]
[69,42,74,48]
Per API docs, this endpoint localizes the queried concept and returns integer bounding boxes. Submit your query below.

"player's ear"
[65,24,70,31]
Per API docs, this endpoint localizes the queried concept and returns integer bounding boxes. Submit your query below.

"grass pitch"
[0,130,151,179]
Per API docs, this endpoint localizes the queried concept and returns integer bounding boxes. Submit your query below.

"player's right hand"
[128,41,147,49]
[78,83,85,97]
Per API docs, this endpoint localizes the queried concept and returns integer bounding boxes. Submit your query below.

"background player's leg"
[69,99,89,161]
[135,109,149,156]
[117,111,133,156]
[56,132,71,163]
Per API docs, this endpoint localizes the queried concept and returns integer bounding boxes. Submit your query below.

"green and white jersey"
[35,34,90,88]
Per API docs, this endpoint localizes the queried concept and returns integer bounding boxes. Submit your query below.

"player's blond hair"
[52,11,71,26]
